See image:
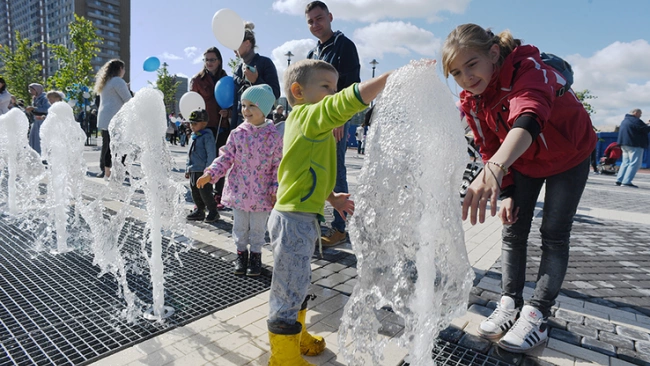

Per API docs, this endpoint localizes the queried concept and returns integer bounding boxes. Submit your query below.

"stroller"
[460,135,484,198]
[597,142,622,175]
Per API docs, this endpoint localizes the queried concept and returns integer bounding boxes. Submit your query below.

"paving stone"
[638,340,650,357]
[520,356,556,366]
[487,345,524,365]
[457,333,491,354]
[479,290,501,303]
[599,331,635,351]
[469,287,483,296]
[567,323,598,338]
[584,317,616,333]
[547,316,567,330]
[546,338,610,365]
[468,293,488,306]
[617,325,650,341]
[581,336,616,357]
[549,328,581,346]
[554,309,585,324]
[468,304,493,318]
[610,357,641,366]
[617,348,650,366]
[438,325,464,343]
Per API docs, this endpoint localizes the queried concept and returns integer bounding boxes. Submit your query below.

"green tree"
[575,89,597,116]
[228,57,240,74]
[47,14,102,106]
[150,63,180,115]
[0,31,43,103]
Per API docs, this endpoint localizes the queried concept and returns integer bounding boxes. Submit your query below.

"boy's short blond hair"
[283,59,338,106]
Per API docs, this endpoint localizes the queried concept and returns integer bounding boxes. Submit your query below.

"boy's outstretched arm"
[327,192,355,220]
[358,72,391,105]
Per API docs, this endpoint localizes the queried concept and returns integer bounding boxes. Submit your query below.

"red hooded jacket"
[460,45,596,189]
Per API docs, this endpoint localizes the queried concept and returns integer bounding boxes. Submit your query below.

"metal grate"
[401,340,513,366]
[0,214,271,366]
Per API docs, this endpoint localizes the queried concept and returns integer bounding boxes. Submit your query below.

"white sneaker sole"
[497,337,547,353]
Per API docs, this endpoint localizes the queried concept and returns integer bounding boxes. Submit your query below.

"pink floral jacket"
[204,121,283,212]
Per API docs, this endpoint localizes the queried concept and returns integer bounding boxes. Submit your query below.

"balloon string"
[215,115,223,142]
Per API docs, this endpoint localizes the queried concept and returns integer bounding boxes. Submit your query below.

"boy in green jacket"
[266,58,390,365]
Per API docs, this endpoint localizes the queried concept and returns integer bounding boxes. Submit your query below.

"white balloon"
[82,91,91,99]
[212,9,245,50]
[68,99,77,107]
[179,91,205,118]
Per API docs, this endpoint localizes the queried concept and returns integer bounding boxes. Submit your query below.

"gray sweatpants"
[232,209,270,253]
[267,209,319,325]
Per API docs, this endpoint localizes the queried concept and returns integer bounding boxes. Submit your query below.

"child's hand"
[185,172,190,179]
[328,192,355,220]
[196,173,211,188]
[498,197,519,225]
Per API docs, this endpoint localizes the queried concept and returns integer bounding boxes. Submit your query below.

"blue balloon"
[214,76,235,109]
[143,56,160,72]
[175,121,181,128]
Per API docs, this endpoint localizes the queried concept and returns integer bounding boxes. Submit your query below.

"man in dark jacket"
[616,109,650,188]
[306,0,361,247]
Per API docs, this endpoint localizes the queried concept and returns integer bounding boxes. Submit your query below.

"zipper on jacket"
[496,113,510,133]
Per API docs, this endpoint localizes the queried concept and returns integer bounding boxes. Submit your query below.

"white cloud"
[192,56,204,65]
[184,47,198,58]
[353,21,440,61]
[270,38,317,95]
[272,0,470,22]
[567,40,650,128]
[160,52,182,60]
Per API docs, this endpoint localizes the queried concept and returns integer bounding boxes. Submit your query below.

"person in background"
[198,84,282,277]
[443,23,596,353]
[231,21,281,130]
[26,83,51,155]
[0,77,13,115]
[191,46,231,209]
[273,105,286,124]
[93,59,132,179]
[615,109,650,188]
[46,90,65,105]
[305,1,361,247]
[355,124,364,154]
[185,109,219,223]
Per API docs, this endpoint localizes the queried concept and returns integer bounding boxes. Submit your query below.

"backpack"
[540,52,574,97]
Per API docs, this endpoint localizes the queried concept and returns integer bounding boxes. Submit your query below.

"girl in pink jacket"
[198,84,282,276]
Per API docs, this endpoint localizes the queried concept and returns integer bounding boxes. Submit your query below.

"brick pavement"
[80,144,650,366]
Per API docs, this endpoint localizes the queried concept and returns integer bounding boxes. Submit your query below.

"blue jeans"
[267,210,319,326]
[501,158,589,318]
[616,145,644,185]
[331,121,350,232]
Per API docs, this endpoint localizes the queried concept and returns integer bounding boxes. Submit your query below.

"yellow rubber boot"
[297,308,326,356]
[268,322,315,366]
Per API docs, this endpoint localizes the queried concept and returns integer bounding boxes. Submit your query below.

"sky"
[130,0,650,130]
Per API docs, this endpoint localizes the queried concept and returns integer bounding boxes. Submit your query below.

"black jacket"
[307,31,360,91]
[618,114,650,149]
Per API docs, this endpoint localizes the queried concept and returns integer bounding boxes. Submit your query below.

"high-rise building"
[0,0,131,82]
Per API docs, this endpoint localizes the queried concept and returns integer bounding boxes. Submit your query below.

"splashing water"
[339,61,474,365]
[0,109,44,215]
[39,102,88,253]
[105,88,188,320]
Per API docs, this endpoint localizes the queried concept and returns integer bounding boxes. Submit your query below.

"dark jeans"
[501,157,589,318]
[189,172,216,212]
[331,121,350,232]
[211,128,230,197]
[590,148,598,172]
[101,130,112,169]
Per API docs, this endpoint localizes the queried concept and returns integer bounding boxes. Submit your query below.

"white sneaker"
[498,305,548,353]
[477,296,520,340]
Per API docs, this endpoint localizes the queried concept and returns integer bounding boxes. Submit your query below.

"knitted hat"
[188,108,208,123]
[241,84,275,116]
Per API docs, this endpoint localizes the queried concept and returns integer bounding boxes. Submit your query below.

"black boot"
[234,250,248,275]
[186,209,205,221]
[247,252,262,277]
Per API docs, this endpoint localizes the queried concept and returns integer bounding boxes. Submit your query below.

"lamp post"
[285,51,294,66]
[370,59,379,78]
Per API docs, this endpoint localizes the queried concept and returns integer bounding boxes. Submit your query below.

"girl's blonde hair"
[442,23,521,78]
[93,59,125,94]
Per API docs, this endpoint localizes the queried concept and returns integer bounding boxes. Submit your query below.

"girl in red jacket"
[442,24,596,353]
